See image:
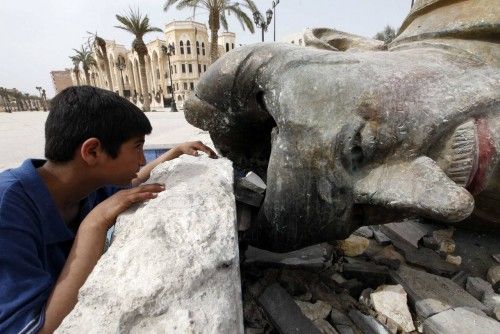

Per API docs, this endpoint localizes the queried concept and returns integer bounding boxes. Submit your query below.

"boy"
[0,86,216,333]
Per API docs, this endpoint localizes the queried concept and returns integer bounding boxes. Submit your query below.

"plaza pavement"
[0,109,203,171]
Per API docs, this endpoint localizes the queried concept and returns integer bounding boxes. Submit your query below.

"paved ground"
[0,109,202,171]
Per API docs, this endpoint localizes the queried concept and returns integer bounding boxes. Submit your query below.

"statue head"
[185,0,500,251]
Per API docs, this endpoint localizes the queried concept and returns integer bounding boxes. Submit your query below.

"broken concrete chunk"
[371,226,392,245]
[423,307,500,334]
[258,283,322,334]
[359,288,373,308]
[375,314,398,334]
[370,285,415,332]
[486,265,500,293]
[380,219,431,248]
[451,271,469,288]
[382,227,458,276]
[342,261,390,286]
[57,155,243,333]
[296,300,332,321]
[432,228,454,243]
[481,291,500,314]
[466,276,494,300]
[337,235,370,257]
[445,254,461,266]
[313,319,340,334]
[348,309,391,334]
[238,171,266,194]
[330,308,352,327]
[438,240,456,253]
[353,226,373,239]
[391,265,488,319]
[492,254,500,264]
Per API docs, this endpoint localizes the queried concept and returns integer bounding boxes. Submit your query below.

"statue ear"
[304,28,386,52]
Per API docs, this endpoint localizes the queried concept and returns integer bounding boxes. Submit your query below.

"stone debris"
[57,154,243,333]
[348,309,391,334]
[257,283,322,334]
[445,254,461,266]
[353,226,374,239]
[393,266,489,318]
[238,171,266,194]
[295,300,332,321]
[492,254,500,263]
[487,265,500,293]
[466,276,494,300]
[423,307,500,334]
[240,220,500,333]
[313,319,340,334]
[370,285,415,332]
[371,226,392,245]
[337,235,370,257]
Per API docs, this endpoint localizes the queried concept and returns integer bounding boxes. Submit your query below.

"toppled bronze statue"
[185,0,499,251]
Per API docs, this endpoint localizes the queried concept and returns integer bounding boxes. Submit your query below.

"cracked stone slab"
[57,153,243,333]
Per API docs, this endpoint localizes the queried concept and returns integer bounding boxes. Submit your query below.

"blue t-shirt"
[0,159,119,333]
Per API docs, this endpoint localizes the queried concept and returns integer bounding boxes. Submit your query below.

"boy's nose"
[139,151,146,166]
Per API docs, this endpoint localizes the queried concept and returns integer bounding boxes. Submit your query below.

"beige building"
[50,69,73,94]
[72,20,236,109]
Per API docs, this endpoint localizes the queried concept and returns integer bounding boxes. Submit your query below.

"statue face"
[185,44,499,251]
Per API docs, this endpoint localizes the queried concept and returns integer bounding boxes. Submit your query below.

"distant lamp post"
[272,0,280,42]
[161,43,177,112]
[253,9,273,42]
[115,57,126,96]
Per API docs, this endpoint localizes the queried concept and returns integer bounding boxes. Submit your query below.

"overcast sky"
[0,0,413,98]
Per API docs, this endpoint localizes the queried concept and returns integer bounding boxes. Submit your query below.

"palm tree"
[164,0,257,64]
[115,9,162,112]
[72,46,97,85]
[89,33,114,91]
[70,56,82,86]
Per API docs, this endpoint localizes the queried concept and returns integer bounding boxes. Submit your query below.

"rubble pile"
[240,219,500,334]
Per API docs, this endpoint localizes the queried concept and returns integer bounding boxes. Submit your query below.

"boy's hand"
[85,183,165,231]
[173,141,218,158]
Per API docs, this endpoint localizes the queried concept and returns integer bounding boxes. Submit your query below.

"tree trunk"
[139,54,151,111]
[84,70,91,85]
[209,9,220,64]
[75,71,81,86]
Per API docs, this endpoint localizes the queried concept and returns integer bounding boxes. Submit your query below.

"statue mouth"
[436,118,495,195]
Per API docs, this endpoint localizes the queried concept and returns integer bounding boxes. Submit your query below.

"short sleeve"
[0,188,52,333]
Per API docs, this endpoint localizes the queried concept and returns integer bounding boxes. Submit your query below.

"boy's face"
[101,135,146,185]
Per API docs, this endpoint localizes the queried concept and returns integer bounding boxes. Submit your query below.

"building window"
[196,41,200,55]
[198,64,202,73]
[188,64,192,73]
[183,82,188,90]
[232,43,234,49]
[226,43,229,52]
[203,65,207,72]
[180,41,184,55]
[202,42,205,56]
[171,42,176,55]
[178,95,182,101]
[186,40,191,54]
[176,83,179,90]
[174,65,177,74]
[156,69,160,79]
[181,64,186,73]
[190,82,194,90]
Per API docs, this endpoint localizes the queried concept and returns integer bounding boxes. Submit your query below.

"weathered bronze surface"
[185,0,500,251]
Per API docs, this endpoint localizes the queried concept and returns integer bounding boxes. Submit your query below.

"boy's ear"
[80,138,104,165]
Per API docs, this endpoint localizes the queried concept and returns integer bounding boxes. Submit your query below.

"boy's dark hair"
[45,86,152,162]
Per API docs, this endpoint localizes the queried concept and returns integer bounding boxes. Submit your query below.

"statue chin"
[185,0,500,251]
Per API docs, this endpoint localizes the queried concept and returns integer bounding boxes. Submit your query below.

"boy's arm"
[131,141,217,187]
[39,183,164,333]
